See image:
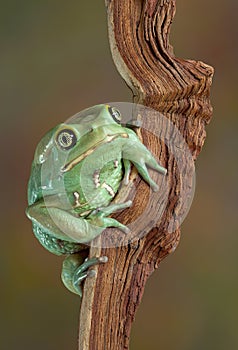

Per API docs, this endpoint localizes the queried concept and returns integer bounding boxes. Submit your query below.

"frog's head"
[33,105,120,164]
[73,104,140,128]
[66,104,123,130]
[28,103,141,209]
[28,104,126,204]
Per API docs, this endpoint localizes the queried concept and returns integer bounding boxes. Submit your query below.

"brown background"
[1,1,237,349]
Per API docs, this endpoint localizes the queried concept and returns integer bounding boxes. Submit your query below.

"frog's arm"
[121,132,167,191]
[77,130,166,196]
[26,198,131,244]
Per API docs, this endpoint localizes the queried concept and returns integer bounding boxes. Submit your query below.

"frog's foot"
[61,254,108,296]
[97,200,132,216]
[89,200,132,234]
[132,161,160,192]
[122,140,167,191]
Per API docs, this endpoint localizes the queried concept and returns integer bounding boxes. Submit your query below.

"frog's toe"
[98,255,108,263]
[151,183,159,192]
[122,226,130,234]
[101,217,130,234]
[86,269,96,278]
[73,256,108,295]
[61,254,108,296]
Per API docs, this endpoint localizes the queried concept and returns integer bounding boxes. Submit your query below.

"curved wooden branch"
[78,1,214,349]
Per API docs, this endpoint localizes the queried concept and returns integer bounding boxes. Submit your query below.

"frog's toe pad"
[98,256,108,263]
[87,269,96,278]
[122,226,131,234]
[152,183,159,192]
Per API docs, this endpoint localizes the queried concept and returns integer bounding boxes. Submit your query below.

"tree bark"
[78,1,214,349]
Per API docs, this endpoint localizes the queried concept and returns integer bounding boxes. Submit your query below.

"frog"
[26,104,167,296]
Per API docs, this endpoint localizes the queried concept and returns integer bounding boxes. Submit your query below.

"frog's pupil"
[62,135,68,144]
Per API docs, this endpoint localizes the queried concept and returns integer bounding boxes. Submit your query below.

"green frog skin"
[26,104,167,295]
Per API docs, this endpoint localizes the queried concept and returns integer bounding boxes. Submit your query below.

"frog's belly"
[73,159,124,216]
[32,223,83,255]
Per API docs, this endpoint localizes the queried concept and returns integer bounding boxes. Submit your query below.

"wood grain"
[78,1,214,349]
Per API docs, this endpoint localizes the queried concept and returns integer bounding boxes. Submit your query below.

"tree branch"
[78,1,214,349]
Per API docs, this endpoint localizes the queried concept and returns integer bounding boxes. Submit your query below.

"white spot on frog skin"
[93,170,100,188]
[98,256,108,263]
[114,159,119,168]
[102,183,115,197]
[73,191,81,207]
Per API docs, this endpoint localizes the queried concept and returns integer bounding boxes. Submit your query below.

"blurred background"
[1,0,237,349]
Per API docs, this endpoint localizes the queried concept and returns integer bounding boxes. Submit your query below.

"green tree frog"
[26,104,166,295]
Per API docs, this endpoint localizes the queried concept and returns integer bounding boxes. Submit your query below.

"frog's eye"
[55,129,77,150]
[108,106,122,124]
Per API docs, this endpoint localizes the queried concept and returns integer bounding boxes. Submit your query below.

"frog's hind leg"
[61,253,108,296]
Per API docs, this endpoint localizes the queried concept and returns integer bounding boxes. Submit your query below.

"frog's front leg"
[122,159,131,185]
[122,138,167,191]
[88,200,132,234]
[61,253,108,295]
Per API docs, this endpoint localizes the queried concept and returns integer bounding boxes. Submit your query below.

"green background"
[1,0,237,349]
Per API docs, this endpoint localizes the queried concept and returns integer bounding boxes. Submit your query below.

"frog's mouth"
[61,133,128,173]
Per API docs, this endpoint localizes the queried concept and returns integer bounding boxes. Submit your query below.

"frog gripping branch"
[26,1,214,348]
[26,104,167,295]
